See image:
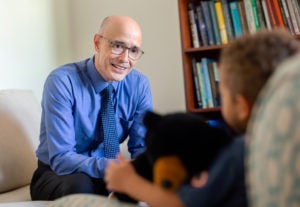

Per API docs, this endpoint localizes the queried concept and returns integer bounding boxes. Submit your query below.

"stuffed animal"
[114,111,232,203]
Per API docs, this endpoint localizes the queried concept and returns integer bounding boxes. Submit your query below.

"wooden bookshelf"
[177,0,300,119]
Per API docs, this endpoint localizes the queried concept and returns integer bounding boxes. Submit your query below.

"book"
[201,58,214,108]
[261,0,272,29]
[200,1,216,45]
[208,0,222,45]
[195,4,209,46]
[277,0,289,28]
[265,0,279,28]
[191,58,202,108]
[196,61,207,108]
[251,0,261,30]
[271,0,285,27]
[280,0,295,34]
[221,0,234,41]
[286,0,300,34]
[291,0,300,32]
[255,0,266,29]
[244,0,257,33]
[215,0,228,44]
[237,0,250,34]
[229,1,243,37]
[207,59,218,107]
[212,62,221,106]
[187,3,200,47]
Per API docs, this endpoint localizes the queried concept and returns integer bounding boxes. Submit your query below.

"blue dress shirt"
[36,57,153,178]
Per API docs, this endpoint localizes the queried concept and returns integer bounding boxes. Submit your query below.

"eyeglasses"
[99,35,144,60]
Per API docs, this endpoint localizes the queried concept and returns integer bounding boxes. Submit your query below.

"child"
[106,29,300,207]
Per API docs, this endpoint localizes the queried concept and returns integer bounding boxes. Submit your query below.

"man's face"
[93,19,142,82]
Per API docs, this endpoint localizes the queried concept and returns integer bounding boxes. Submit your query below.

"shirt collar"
[87,56,118,94]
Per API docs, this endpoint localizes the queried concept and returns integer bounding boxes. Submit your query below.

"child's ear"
[235,94,251,122]
[190,171,209,188]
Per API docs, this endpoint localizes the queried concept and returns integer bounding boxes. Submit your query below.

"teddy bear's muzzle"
[153,156,187,192]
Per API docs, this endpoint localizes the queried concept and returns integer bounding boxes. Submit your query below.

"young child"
[104,28,300,207]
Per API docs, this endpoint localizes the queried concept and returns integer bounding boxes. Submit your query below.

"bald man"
[30,15,153,200]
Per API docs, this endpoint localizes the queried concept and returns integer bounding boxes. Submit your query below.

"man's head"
[219,28,300,134]
[93,15,143,82]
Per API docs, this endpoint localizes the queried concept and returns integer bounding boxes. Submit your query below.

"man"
[30,15,152,200]
[104,28,300,207]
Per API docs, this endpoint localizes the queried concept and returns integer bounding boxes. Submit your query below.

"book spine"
[196,4,209,46]
[265,0,278,28]
[215,0,228,44]
[255,0,266,28]
[251,0,261,30]
[277,0,288,28]
[291,0,300,31]
[212,62,221,106]
[272,0,285,27]
[244,0,257,33]
[281,0,295,34]
[221,0,234,40]
[201,58,214,108]
[201,1,216,45]
[191,58,202,108]
[207,59,217,107]
[229,1,243,37]
[237,0,250,34]
[286,0,300,34]
[209,0,222,45]
[261,0,272,29]
[187,3,200,47]
[196,61,207,108]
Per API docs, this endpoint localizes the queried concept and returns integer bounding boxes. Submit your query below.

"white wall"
[0,0,186,113]
[0,0,55,100]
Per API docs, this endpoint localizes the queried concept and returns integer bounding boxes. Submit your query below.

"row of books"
[188,0,300,48]
[191,57,221,109]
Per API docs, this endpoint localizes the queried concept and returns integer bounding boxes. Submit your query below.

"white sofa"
[0,90,50,206]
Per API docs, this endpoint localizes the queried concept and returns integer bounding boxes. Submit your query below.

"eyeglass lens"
[110,42,142,60]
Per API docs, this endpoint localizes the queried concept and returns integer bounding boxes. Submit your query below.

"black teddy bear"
[113,111,232,203]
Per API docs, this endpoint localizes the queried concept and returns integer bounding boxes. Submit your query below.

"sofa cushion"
[0,90,41,193]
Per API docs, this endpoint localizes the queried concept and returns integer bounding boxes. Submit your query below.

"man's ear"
[190,171,209,188]
[235,94,251,122]
[94,34,101,52]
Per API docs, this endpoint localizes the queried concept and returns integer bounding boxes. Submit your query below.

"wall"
[0,0,185,113]
[0,0,56,100]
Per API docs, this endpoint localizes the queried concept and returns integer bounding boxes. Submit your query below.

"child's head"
[219,28,300,134]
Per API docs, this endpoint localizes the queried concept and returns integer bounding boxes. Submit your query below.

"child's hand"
[104,153,136,193]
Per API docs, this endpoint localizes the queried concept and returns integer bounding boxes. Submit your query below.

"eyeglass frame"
[98,35,144,60]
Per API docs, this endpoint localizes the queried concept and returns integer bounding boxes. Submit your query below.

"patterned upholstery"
[47,194,139,207]
[246,53,300,206]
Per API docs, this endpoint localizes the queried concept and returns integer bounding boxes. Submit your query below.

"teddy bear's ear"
[143,111,162,128]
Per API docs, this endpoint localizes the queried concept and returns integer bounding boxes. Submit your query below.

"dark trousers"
[30,160,109,200]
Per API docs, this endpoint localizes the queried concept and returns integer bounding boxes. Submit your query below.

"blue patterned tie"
[100,84,120,158]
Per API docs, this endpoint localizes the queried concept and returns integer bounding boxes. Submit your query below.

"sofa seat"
[0,89,49,206]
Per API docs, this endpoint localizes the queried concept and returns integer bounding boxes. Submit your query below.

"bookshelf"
[177,0,300,120]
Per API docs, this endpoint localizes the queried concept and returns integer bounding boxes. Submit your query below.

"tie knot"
[102,84,113,97]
